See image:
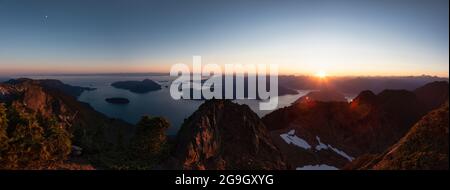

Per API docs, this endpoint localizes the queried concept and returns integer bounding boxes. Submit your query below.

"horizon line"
[1,72,448,79]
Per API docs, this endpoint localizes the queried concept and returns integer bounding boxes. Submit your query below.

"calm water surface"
[24,74,309,135]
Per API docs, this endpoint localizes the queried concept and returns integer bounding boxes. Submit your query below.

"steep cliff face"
[170,100,287,170]
[262,81,448,169]
[347,102,449,170]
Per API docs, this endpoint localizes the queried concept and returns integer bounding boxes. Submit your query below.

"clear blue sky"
[0,0,448,76]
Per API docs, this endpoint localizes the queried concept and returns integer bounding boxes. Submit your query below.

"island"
[105,97,130,104]
[111,79,161,93]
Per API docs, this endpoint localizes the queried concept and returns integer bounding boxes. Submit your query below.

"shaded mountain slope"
[5,78,95,97]
[347,102,449,170]
[414,81,449,111]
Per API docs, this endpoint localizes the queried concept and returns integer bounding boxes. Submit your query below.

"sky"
[0,0,448,77]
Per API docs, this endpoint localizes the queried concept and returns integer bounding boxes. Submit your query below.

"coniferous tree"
[131,116,170,163]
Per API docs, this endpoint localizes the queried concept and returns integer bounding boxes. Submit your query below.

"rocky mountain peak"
[170,99,287,170]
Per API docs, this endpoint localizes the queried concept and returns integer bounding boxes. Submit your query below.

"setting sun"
[315,70,327,78]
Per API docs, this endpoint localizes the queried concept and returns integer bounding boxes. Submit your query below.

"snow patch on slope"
[296,164,339,170]
[315,136,354,161]
[280,130,311,149]
[279,130,355,162]
[315,136,328,150]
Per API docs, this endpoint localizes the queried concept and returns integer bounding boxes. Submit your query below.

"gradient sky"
[0,0,448,76]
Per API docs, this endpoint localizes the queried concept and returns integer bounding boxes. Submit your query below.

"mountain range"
[262,81,448,169]
[0,78,448,170]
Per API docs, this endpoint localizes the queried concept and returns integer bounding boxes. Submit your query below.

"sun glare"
[315,70,327,78]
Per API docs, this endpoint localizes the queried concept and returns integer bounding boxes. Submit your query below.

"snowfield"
[280,129,354,161]
[280,130,312,149]
[315,136,354,161]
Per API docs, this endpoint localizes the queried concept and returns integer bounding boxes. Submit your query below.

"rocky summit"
[169,99,287,170]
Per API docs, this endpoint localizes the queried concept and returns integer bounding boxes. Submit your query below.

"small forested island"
[111,79,161,93]
[105,97,130,104]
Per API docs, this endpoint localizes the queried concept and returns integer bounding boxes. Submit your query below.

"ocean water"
[25,74,309,135]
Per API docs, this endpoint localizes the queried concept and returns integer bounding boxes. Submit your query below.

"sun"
[315,70,327,78]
